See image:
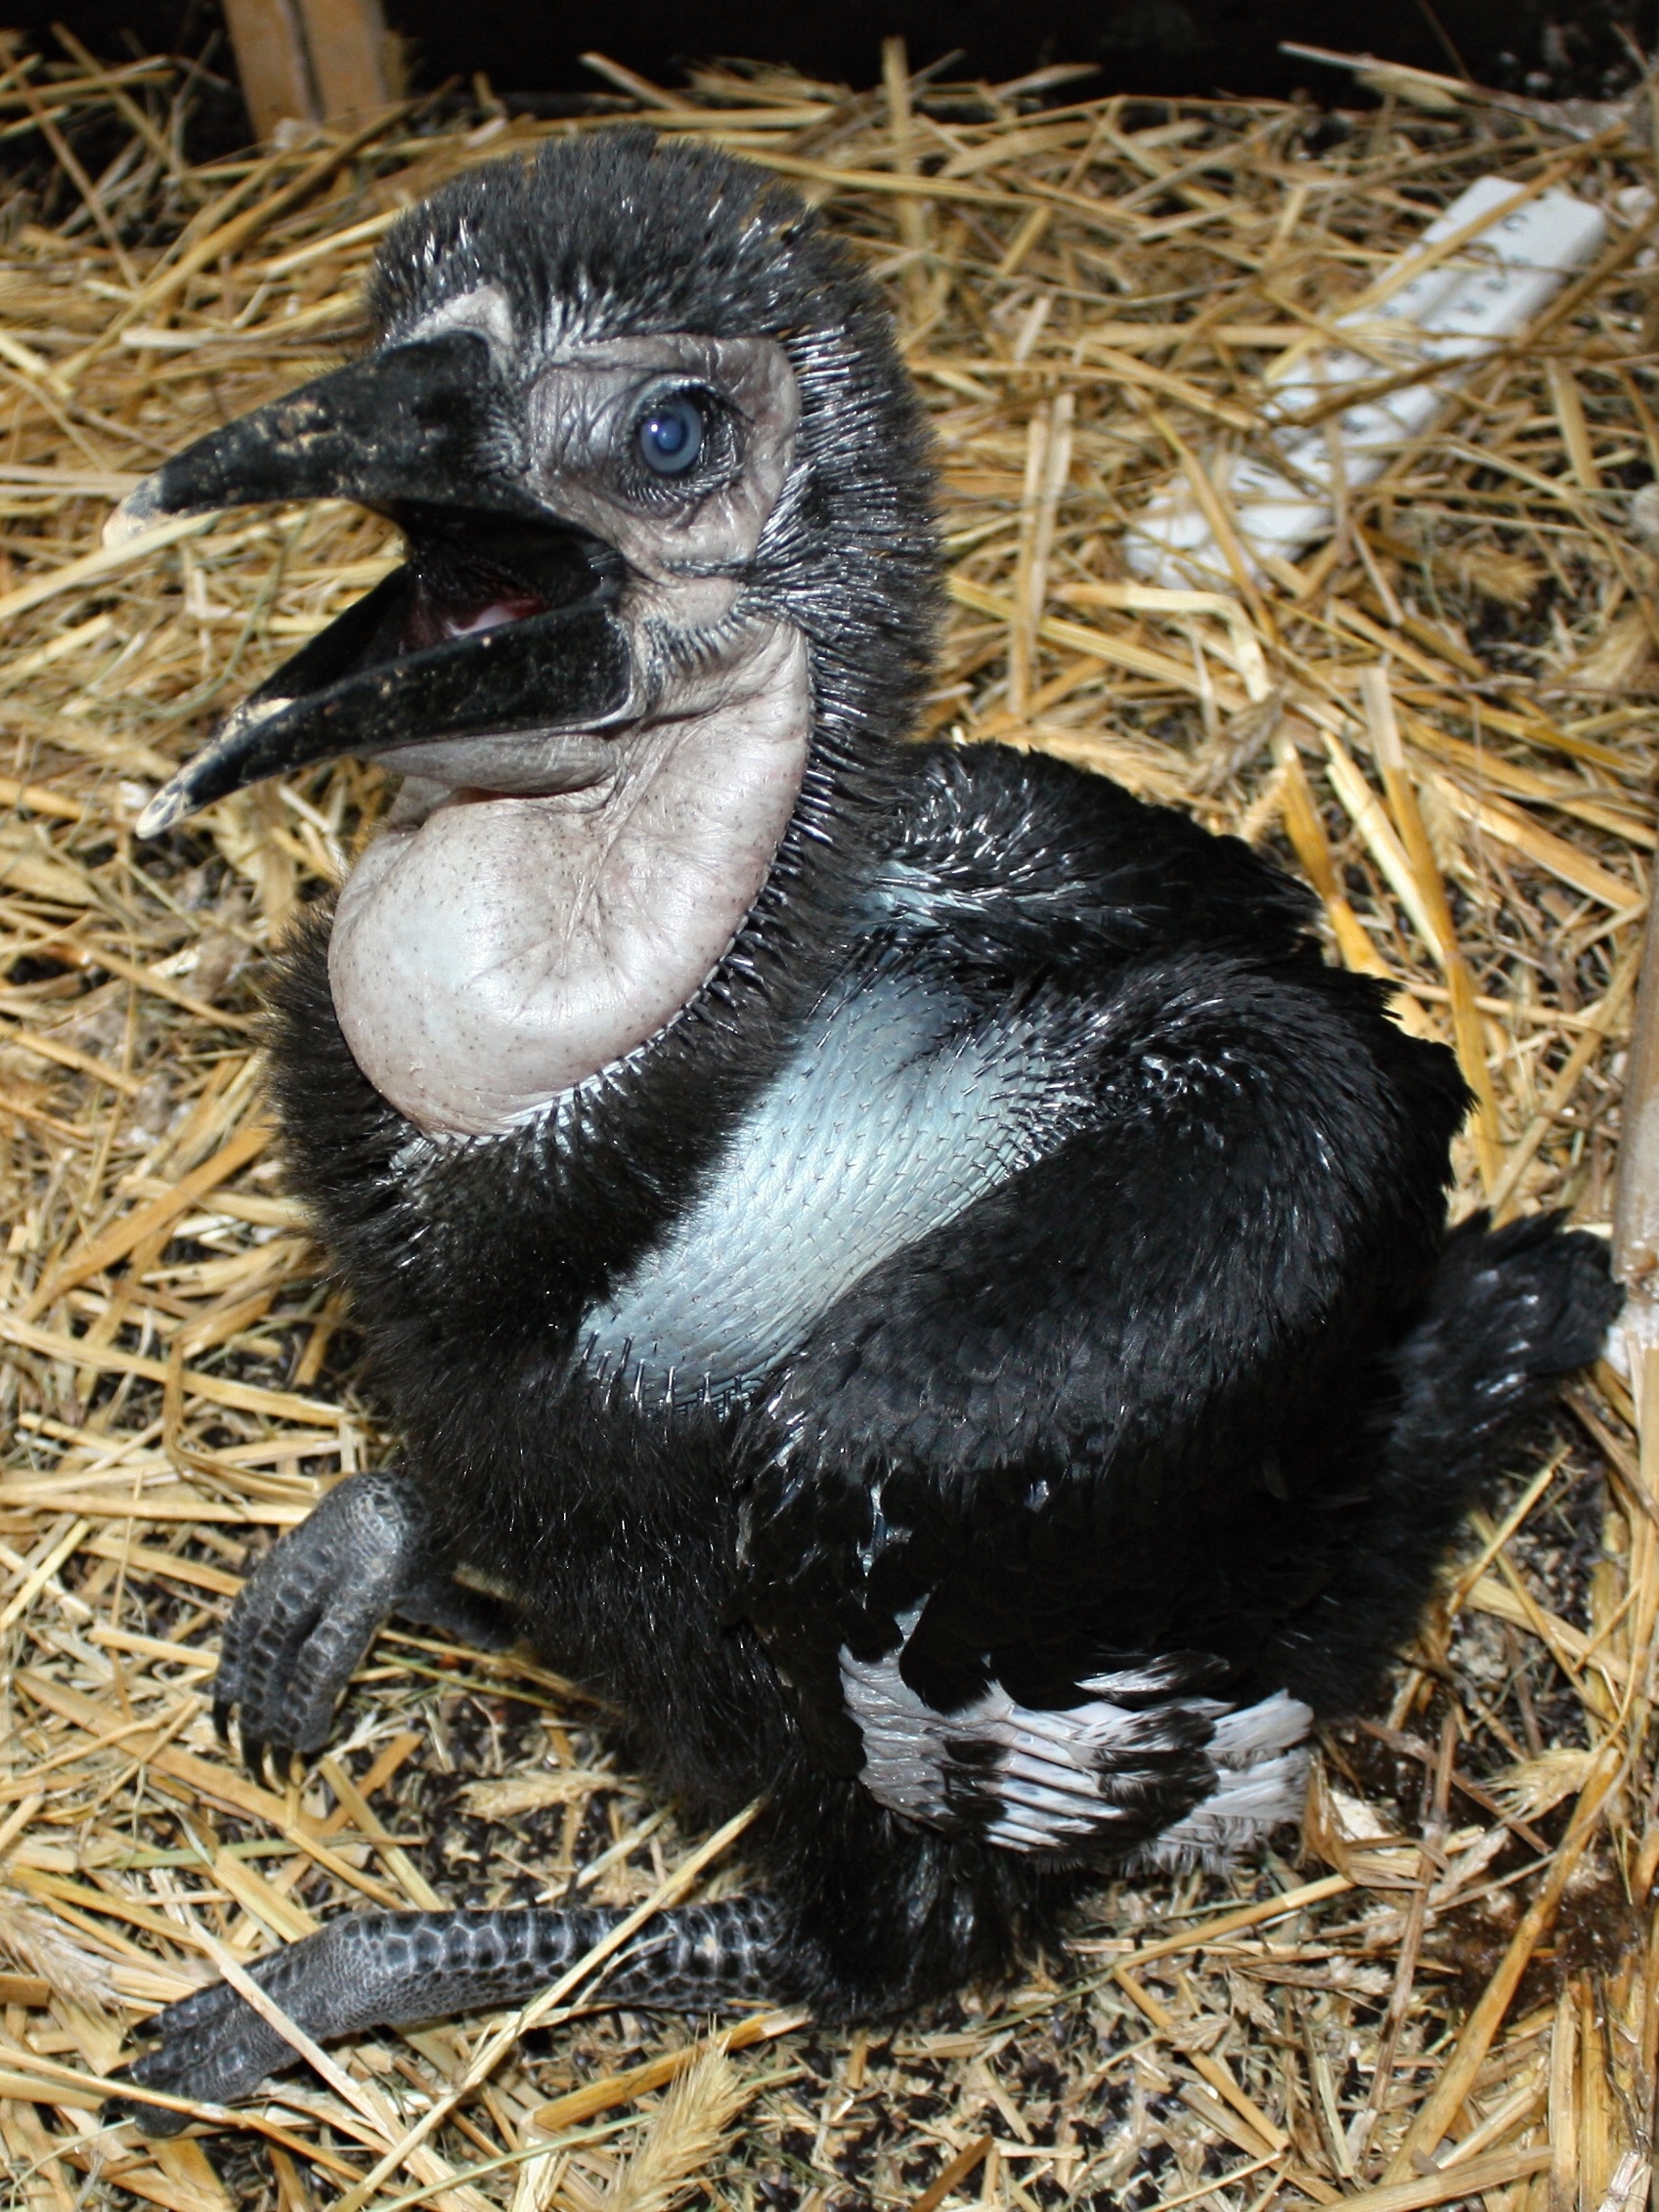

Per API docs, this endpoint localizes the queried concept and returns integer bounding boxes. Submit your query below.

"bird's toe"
[119,1982,293,2133]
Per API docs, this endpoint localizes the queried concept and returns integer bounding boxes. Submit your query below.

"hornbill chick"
[111,131,1614,2122]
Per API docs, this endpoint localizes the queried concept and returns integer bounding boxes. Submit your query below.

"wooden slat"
[221,0,317,139]
[295,0,390,119]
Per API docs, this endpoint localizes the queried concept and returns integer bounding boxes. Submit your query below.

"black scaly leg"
[119,1896,782,2133]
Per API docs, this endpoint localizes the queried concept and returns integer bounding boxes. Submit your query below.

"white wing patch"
[1133,1695,1315,1870]
[582,973,1077,1405]
[841,1621,1311,1864]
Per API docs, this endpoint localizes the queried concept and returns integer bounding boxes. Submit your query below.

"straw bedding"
[0,33,1655,2212]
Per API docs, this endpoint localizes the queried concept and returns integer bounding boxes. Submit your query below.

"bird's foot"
[116,1900,782,2133]
[214,1467,515,1783]
[111,1974,294,2134]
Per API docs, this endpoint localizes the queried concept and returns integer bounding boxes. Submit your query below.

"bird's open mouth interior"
[335,509,628,685]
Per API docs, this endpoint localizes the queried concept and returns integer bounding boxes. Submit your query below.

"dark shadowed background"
[1,0,1654,136]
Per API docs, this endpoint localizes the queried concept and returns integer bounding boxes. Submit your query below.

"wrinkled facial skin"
[327,314,811,1136]
[388,291,803,679]
[526,331,800,628]
[120,310,813,1138]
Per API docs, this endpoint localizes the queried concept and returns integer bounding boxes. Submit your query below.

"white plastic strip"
[1122,175,1607,588]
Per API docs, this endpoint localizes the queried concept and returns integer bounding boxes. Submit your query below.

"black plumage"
[111,130,1616,2121]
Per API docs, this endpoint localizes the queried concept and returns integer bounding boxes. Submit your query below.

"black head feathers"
[371,130,943,737]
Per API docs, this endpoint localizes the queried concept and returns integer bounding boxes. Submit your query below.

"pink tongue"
[442,595,543,638]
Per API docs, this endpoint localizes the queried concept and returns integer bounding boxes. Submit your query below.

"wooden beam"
[222,0,316,139]
[295,0,391,120]
[222,0,392,140]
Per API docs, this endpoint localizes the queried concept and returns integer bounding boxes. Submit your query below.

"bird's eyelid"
[631,373,737,422]
[669,376,753,431]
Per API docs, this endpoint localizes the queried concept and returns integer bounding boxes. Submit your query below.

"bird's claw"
[114,1919,380,2130]
[215,1467,431,1783]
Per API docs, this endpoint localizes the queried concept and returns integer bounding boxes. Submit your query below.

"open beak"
[113,330,635,838]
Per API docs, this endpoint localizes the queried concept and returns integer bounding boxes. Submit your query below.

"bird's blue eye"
[635,394,704,477]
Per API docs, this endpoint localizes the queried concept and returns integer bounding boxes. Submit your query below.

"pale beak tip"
[134,786,184,839]
[103,485,160,551]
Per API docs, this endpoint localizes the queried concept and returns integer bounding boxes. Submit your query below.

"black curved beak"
[114,330,635,838]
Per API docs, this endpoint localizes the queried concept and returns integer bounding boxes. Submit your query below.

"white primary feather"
[841,1619,1312,1861]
